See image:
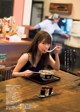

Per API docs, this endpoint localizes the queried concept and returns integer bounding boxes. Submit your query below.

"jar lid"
[0,65,6,70]
[0,54,7,59]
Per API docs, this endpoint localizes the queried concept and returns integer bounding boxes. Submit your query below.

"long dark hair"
[27,30,52,68]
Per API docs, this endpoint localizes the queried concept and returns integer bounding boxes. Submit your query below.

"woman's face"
[38,41,51,53]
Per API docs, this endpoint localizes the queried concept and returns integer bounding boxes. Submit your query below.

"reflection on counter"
[0,39,32,66]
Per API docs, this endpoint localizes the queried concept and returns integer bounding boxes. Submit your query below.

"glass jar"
[0,54,7,67]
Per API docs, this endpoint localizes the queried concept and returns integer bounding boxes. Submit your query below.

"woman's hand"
[24,70,33,77]
[53,45,62,54]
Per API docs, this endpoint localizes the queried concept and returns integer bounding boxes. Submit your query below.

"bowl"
[39,70,54,81]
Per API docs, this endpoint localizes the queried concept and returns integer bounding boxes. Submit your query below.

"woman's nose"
[45,44,50,49]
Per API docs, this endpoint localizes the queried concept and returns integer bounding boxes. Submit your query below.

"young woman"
[12,30,62,77]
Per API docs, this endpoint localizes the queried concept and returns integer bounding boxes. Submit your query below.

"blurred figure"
[26,13,70,39]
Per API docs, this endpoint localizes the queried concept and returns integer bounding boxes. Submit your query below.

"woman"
[12,30,62,77]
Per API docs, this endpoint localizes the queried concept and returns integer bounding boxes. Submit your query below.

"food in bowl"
[39,70,54,81]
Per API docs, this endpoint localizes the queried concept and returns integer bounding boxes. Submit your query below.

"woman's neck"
[37,50,42,57]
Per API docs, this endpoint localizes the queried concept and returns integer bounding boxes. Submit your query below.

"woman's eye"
[42,42,45,44]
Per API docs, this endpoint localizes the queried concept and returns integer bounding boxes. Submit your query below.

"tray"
[26,73,61,85]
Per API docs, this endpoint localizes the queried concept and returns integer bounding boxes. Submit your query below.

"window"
[30,1,44,26]
[0,0,14,18]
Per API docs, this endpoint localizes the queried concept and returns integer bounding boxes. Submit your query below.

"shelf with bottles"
[0,17,17,38]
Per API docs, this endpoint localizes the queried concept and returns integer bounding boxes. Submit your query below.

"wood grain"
[0,70,80,112]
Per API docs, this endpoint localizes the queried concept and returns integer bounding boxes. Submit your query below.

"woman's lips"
[43,49,48,53]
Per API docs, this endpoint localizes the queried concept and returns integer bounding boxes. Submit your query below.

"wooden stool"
[0,65,15,81]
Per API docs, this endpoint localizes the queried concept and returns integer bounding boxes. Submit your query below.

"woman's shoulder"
[21,53,29,58]
[19,53,29,62]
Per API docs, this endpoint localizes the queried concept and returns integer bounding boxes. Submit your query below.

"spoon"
[32,70,53,74]
[32,71,40,74]
[46,46,57,53]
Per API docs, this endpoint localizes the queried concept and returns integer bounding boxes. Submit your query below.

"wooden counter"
[0,39,31,45]
[0,39,32,66]
[0,70,80,112]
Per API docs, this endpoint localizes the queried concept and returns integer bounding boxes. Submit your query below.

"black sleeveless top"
[19,60,44,72]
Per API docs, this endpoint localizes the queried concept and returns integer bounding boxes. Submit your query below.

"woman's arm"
[23,20,48,30]
[12,53,33,77]
[55,24,70,38]
[63,33,70,38]
[49,54,60,70]
[25,25,37,30]
[49,45,62,70]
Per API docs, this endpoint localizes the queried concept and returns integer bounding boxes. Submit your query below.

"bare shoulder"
[21,53,29,58]
[18,53,29,62]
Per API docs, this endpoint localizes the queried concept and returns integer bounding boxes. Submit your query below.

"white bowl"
[39,70,54,81]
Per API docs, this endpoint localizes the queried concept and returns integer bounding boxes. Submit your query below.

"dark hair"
[27,30,52,68]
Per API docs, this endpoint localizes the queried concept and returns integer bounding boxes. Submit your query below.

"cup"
[40,86,53,97]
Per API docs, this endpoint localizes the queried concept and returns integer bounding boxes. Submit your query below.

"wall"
[34,0,80,20]
[13,0,24,25]
[13,0,32,25]
[12,0,80,25]
[23,0,32,25]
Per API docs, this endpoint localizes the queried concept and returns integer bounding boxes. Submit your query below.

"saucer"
[37,92,54,98]
[41,75,55,81]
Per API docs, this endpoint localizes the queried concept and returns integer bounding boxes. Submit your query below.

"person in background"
[12,30,62,77]
[26,13,70,39]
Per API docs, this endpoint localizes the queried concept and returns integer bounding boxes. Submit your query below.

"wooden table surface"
[0,70,80,112]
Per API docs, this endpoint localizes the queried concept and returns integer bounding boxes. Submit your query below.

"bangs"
[42,37,51,44]
[38,31,52,44]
